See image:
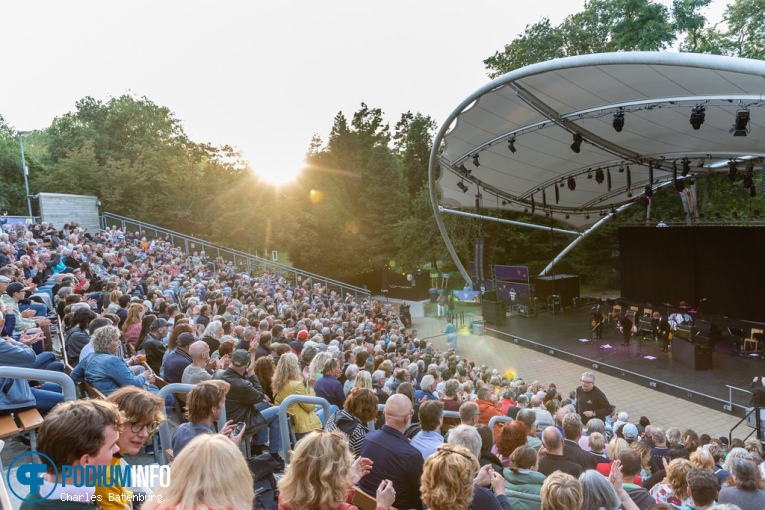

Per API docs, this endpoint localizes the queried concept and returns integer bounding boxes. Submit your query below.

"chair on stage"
[744,328,764,353]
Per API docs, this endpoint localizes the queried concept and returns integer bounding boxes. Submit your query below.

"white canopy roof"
[434,52,765,231]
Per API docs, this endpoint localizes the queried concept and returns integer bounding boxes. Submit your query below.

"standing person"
[437,291,446,318]
[575,372,611,426]
[445,317,457,351]
[652,312,671,352]
[618,313,633,347]
[749,376,765,440]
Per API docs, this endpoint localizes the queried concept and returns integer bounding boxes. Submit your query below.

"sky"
[1,0,728,185]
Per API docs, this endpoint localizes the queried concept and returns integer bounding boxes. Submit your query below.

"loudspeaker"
[482,300,506,325]
[695,330,715,350]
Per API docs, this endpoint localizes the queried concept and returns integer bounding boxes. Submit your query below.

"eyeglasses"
[129,421,160,435]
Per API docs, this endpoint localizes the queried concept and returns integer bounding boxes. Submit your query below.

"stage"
[479,303,761,419]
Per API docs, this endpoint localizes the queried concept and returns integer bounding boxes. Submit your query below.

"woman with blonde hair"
[273,352,322,439]
[277,429,395,510]
[690,447,715,473]
[421,444,487,510]
[354,370,373,391]
[121,302,144,349]
[649,458,694,507]
[144,434,253,510]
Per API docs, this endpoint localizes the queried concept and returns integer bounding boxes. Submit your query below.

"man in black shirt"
[575,371,611,425]
[750,376,765,439]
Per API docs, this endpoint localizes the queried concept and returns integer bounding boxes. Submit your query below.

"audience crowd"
[1,219,762,510]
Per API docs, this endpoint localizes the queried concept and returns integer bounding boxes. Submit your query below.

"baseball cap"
[176,332,196,347]
[0,276,11,283]
[6,282,24,295]
[231,349,251,368]
[623,423,638,439]
[150,318,168,330]
[297,330,309,341]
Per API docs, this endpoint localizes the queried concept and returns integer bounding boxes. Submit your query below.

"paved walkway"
[413,314,748,440]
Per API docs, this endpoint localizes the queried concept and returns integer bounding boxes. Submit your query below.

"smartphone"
[233,422,245,436]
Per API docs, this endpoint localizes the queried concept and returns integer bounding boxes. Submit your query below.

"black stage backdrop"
[620,227,765,321]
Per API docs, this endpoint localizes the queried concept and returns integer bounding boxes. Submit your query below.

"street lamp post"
[17,131,33,218]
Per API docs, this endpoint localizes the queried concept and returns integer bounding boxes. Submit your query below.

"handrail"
[0,367,77,402]
[277,395,330,463]
[726,385,752,412]
[156,383,197,465]
[100,212,371,299]
[728,407,757,443]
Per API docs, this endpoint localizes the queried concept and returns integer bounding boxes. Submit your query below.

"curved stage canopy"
[429,52,765,285]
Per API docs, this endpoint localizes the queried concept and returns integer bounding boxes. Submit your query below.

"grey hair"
[579,469,620,510]
[581,371,595,383]
[345,364,359,380]
[447,424,482,459]
[407,363,418,376]
[92,325,120,353]
[586,418,605,435]
[724,447,754,472]
[372,370,386,384]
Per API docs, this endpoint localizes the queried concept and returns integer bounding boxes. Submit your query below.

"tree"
[393,111,437,202]
[720,0,765,59]
[0,115,27,213]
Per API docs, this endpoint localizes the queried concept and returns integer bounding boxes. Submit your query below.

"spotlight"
[681,158,690,177]
[567,177,577,191]
[689,105,705,130]
[587,169,593,179]
[508,138,516,153]
[458,164,470,176]
[728,161,738,182]
[595,168,605,185]
[555,184,560,204]
[559,179,565,188]
[457,180,469,193]
[612,110,625,132]
[644,186,653,200]
[618,164,625,173]
[501,199,507,206]
[697,158,705,168]
[570,134,583,153]
[733,110,750,137]
[627,191,633,198]
[565,214,570,219]
[607,168,612,191]
[585,214,590,220]
[472,154,480,167]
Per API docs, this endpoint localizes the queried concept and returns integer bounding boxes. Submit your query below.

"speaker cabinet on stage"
[482,300,506,325]
[672,337,713,370]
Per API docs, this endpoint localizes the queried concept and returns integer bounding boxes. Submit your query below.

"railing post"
[278,395,330,463]
[155,383,195,465]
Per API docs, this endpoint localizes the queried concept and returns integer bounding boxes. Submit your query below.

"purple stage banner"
[494,265,530,281]
[497,282,531,303]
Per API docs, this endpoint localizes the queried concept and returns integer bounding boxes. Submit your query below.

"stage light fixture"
[728,161,738,182]
[472,154,480,167]
[733,110,750,136]
[458,164,470,176]
[689,105,705,130]
[607,169,612,191]
[587,169,593,179]
[457,180,469,193]
[501,199,507,206]
[626,166,631,188]
[555,184,560,204]
[559,179,565,188]
[585,214,590,220]
[648,162,654,184]
[565,214,570,219]
[508,138,516,153]
[627,191,633,198]
[567,177,577,191]
[681,158,690,177]
[644,186,652,200]
[595,168,605,185]
[618,164,625,173]
[570,134,583,153]
[612,110,625,132]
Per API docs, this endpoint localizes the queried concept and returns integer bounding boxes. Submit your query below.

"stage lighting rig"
[472,154,480,167]
[612,110,625,132]
[457,180,469,193]
[689,105,705,130]
[570,134,583,153]
[733,110,750,136]
[567,177,576,191]
[595,168,605,185]
[508,138,516,153]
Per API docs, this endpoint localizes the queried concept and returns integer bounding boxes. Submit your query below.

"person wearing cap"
[215,349,283,465]
[290,329,309,355]
[142,318,168,374]
[161,332,195,383]
[622,423,640,445]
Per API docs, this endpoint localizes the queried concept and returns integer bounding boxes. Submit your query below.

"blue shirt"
[171,421,214,456]
[359,425,424,510]
[71,352,147,396]
[410,430,443,460]
[314,374,346,408]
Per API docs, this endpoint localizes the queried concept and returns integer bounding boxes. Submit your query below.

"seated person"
[19,399,124,509]
[71,325,155,396]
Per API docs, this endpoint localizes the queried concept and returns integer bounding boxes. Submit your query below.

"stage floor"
[480,304,761,416]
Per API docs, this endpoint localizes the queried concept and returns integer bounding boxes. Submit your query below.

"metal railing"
[100,212,371,300]
[0,367,77,402]
[277,395,331,464]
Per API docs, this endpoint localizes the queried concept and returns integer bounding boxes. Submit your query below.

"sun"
[253,155,306,186]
